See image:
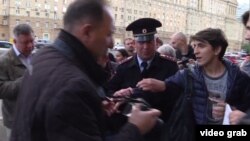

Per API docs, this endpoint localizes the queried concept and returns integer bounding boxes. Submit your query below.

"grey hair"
[157,44,176,58]
[13,24,34,38]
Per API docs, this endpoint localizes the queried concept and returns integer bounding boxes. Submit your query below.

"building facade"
[0,0,73,41]
[0,0,244,51]
[109,0,243,51]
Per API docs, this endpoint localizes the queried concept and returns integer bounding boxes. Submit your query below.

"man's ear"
[80,24,93,42]
[215,46,222,55]
[13,38,17,44]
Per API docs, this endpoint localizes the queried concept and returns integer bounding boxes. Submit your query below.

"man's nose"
[28,42,34,48]
[142,42,151,47]
[193,47,198,54]
[108,38,114,49]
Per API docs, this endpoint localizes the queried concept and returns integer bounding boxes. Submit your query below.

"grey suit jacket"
[0,48,26,128]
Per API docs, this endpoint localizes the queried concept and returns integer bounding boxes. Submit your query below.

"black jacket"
[176,45,196,61]
[11,30,143,141]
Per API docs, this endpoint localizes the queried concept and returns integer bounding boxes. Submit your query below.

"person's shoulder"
[119,56,134,65]
[159,54,177,63]
[0,50,11,64]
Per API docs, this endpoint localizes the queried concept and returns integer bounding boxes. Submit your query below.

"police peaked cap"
[126,18,162,41]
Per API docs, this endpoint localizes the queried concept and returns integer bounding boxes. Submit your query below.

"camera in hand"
[178,57,190,68]
[121,98,151,116]
[112,95,164,126]
[178,57,189,65]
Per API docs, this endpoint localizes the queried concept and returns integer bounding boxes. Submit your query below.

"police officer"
[107,18,180,141]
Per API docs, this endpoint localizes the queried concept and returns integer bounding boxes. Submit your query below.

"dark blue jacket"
[166,59,250,124]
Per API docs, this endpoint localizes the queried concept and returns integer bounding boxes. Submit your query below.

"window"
[54,12,57,19]
[127,9,132,14]
[16,19,20,25]
[3,9,7,15]
[63,7,67,13]
[26,1,30,7]
[36,22,40,27]
[45,13,49,18]
[16,7,20,14]
[43,33,50,40]
[45,4,50,9]
[128,16,131,20]
[45,22,49,28]
[2,0,7,5]
[53,23,57,28]
[15,0,21,6]
[2,19,7,25]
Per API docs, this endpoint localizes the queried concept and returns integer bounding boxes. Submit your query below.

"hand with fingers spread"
[128,104,161,135]
[112,87,133,113]
[136,78,166,93]
[229,110,247,125]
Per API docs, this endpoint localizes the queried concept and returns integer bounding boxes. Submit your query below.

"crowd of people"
[0,0,250,141]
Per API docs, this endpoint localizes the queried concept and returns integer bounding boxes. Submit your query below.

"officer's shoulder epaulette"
[160,54,177,62]
[120,56,133,64]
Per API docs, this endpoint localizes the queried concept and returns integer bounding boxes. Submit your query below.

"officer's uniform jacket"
[107,53,179,121]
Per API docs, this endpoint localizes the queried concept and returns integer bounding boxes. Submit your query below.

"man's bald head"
[170,32,187,50]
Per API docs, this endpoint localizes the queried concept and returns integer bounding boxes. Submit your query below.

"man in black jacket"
[170,32,196,69]
[10,0,161,141]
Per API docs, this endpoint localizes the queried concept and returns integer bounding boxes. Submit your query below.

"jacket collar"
[8,48,24,66]
[54,30,108,86]
[127,52,159,69]
[194,59,238,78]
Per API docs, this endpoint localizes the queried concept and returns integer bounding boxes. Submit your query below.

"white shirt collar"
[137,55,154,71]
[12,44,33,74]
[13,44,34,57]
[13,44,21,57]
